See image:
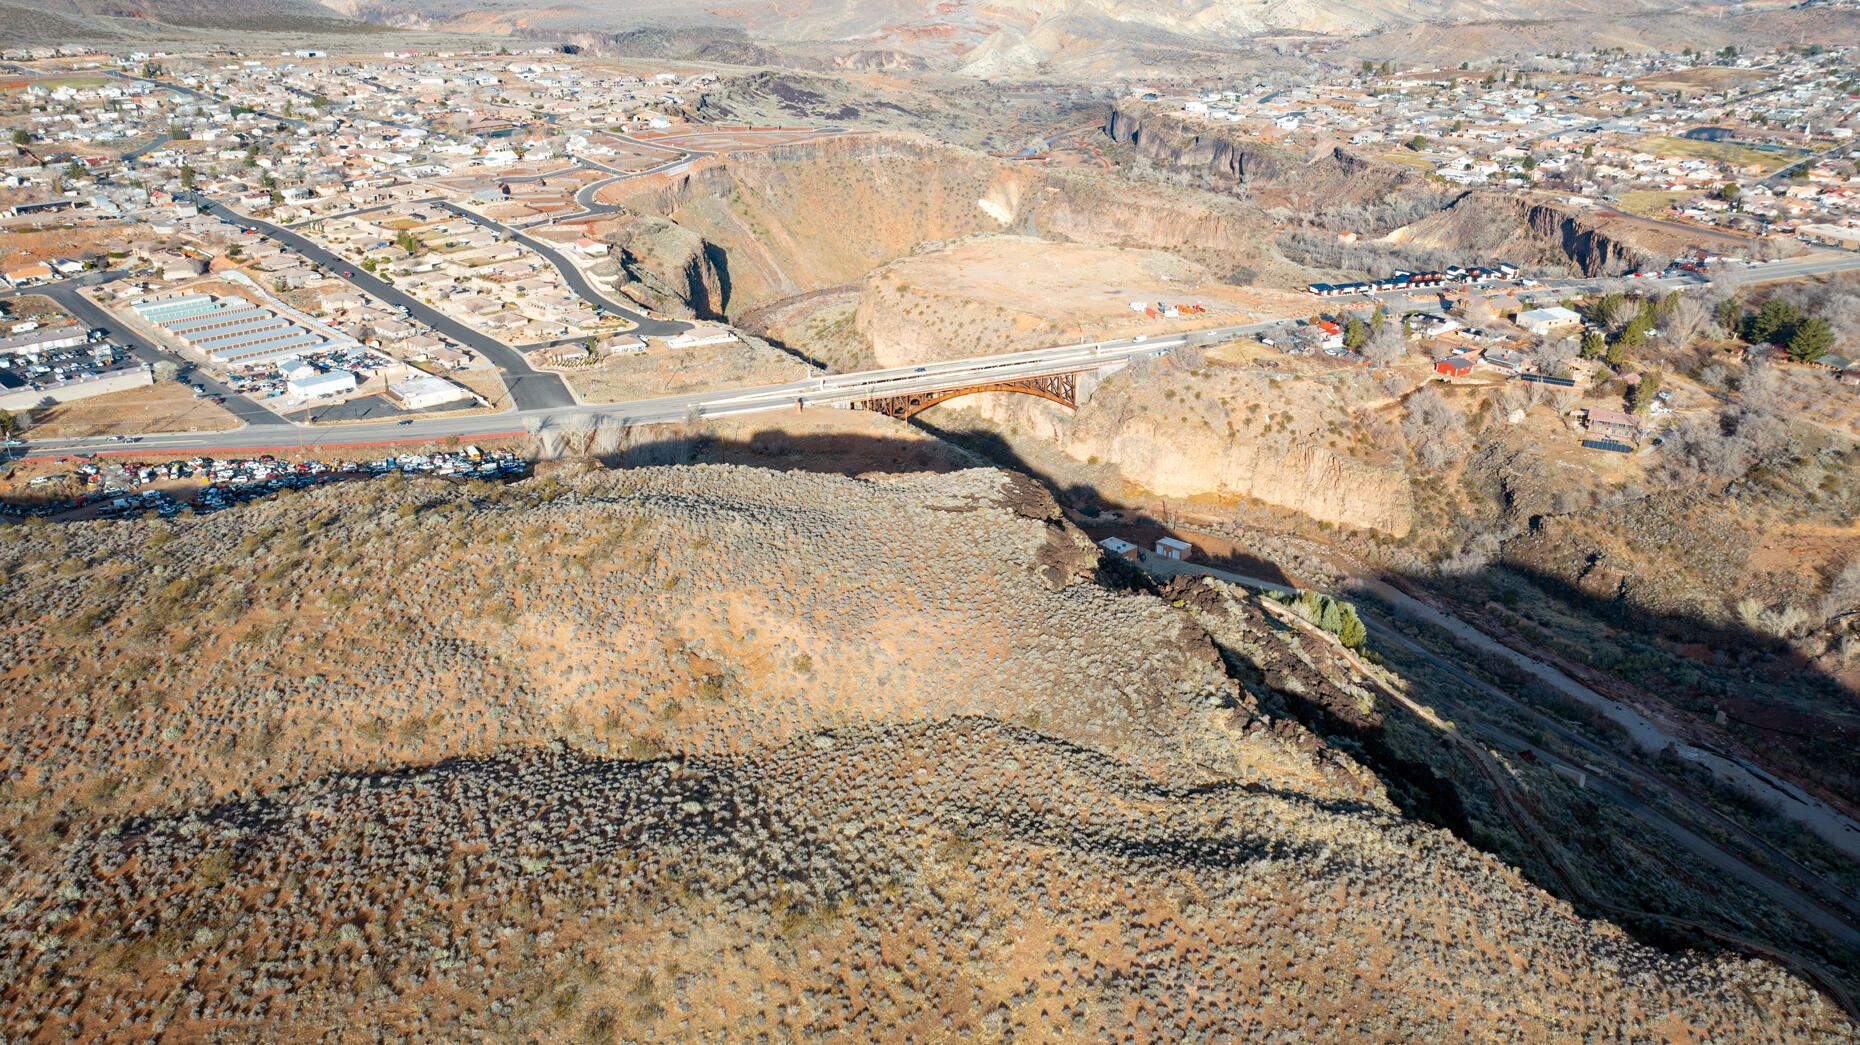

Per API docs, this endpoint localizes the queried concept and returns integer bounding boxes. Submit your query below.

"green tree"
[1717,182,1741,203]
[1605,341,1626,367]
[1657,290,1680,323]
[1580,330,1605,359]
[1628,370,1662,413]
[1337,606,1366,650]
[1521,154,1537,172]
[178,164,195,189]
[1715,297,1742,333]
[10,128,26,146]
[0,409,22,439]
[1619,311,1652,348]
[1407,135,1428,151]
[1583,143,1594,159]
[1344,317,1369,349]
[1787,316,1834,362]
[1318,597,1344,633]
[1740,299,1805,344]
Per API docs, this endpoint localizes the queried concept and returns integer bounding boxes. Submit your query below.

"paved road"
[119,132,172,163]
[186,194,576,411]
[28,249,1860,457]
[423,199,690,337]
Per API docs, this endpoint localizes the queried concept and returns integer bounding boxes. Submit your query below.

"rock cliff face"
[591,213,730,320]
[1106,102,1650,275]
[1106,102,1422,206]
[1386,193,1651,276]
[907,358,1415,534]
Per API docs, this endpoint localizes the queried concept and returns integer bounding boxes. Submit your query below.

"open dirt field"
[869,235,1310,335]
[28,382,241,438]
[1632,66,1768,93]
[564,340,800,404]
[1632,136,1808,171]
[0,224,122,265]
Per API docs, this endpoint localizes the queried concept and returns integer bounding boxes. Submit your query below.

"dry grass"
[1631,136,1806,172]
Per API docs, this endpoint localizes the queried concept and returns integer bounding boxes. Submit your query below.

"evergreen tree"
[1787,317,1834,363]
[1741,299,1805,345]
[1319,597,1344,634]
[1715,297,1742,333]
[1337,607,1366,650]
[1628,371,1662,413]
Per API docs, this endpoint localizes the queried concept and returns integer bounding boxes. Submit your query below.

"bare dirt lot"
[564,339,799,404]
[28,382,241,438]
[855,235,1316,367]
[0,224,121,265]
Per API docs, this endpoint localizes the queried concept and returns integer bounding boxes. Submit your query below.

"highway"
[21,246,1860,458]
[12,328,1205,455]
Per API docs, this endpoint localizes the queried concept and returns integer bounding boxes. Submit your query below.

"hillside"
[0,462,1854,1041]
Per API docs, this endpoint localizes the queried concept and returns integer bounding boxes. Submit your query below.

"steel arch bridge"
[852,372,1080,420]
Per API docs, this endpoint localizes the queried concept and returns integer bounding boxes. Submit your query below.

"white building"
[287,369,356,398]
[384,374,469,410]
[1516,306,1583,336]
[1096,536,1140,561]
[666,326,737,349]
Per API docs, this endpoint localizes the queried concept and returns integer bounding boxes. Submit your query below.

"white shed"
[1096,536,1140,561]
[1154,536,1192,561]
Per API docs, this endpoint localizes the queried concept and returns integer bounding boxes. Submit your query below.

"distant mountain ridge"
[11,0,376,36]
[313,0,1699,73]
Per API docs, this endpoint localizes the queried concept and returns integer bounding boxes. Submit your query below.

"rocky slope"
[1386,194,1651,276]
[588,212,730,321]
[0,462,1853,1041]
[1106,103,1429,210]
[1107,102,1650,275]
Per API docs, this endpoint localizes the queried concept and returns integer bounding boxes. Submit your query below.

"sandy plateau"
[856,235,1310,367]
